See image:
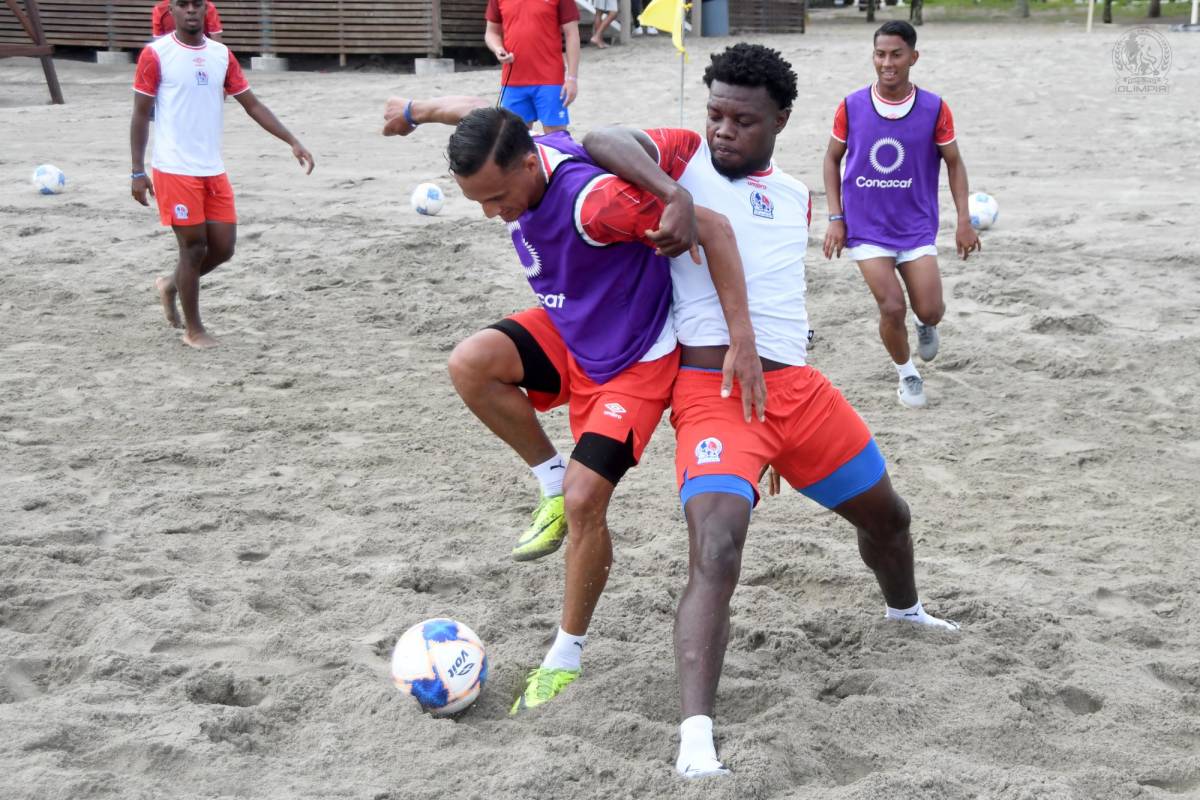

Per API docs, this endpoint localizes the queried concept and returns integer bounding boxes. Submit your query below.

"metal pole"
[1086,0,1094,31]
[618,0,631,45]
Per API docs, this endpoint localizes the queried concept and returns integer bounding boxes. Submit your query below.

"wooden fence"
[731,0,807,33]
[0,0,488,56]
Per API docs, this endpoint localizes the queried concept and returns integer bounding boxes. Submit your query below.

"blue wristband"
[403,100,418,128]
[131,171,147,179]
[829,214,845,222]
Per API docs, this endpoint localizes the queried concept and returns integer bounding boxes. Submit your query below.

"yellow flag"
[638,0,688,56]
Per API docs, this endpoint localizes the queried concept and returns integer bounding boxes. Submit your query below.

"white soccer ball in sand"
[391,618,487,716]
[411,182,445,216]
[968,192,999,231]
[32,164,66,195]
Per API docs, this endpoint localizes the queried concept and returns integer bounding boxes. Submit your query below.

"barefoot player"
[823,21,980,408]
[130,0,314,349]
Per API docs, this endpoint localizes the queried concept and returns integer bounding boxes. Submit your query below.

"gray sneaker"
[897,375,927,408]
[915,323,939,362]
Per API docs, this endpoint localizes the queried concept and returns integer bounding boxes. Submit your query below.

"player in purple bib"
[823,21,981,409]
[383,95,766,714]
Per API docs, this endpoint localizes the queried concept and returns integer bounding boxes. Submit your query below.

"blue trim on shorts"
[797,438,886,509]
[679,472,755,510]
[500,84,570,126]
[679,366,721,373]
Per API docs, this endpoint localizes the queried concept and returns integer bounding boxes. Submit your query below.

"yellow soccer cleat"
[511,494,567,562]
[510,667,580,715]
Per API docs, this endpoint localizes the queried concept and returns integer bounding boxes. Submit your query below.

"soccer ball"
[32,164,66,195]
[391,618,487,716]
[411,182,444,216]
[968,192,999,230]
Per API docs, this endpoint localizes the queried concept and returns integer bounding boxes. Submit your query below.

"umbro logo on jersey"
[750,190,774,219]
[192,56,205,66]
[195,70,209,86]
[603,402,627,420]
[695,437,723,465]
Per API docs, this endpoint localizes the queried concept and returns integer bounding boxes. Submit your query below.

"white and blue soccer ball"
[391,618,487,716]
[968,192,999,231]
[31,164,66,195]
[410,182,444,216]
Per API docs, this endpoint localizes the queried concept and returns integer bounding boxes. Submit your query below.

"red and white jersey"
[133,34,250,176]
[646,129,813,367]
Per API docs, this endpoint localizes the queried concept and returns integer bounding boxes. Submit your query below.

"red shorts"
[507,307,677,463]
[671,365,875,505]
[153,170,237,227]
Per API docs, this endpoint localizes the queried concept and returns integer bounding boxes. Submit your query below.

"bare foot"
[590,36,609,49]
[155,276,181,328]
[182,330,219,349]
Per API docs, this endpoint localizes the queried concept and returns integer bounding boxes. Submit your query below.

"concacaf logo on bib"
[695,437,723,465]
[507,221,543,279]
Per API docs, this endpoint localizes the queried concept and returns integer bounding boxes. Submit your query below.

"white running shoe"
[897,375,927,408]
[677,756,731,779]
[633,25,644,35]
[886,605,961,632]
[915,322,939,362]
[646,26,659,35]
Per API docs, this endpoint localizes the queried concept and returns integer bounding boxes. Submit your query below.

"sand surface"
[2,18,1199,800]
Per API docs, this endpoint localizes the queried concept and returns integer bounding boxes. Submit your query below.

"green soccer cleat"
[510,667,580,715]
[511,494,567,562]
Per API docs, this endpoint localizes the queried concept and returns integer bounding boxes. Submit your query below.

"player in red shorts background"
[130,0,313,349]
[583,43,959,779]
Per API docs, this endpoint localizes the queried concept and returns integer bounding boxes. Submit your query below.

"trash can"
[702,0,730,36]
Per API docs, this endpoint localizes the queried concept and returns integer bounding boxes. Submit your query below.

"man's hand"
[645,189,700,263]
[383,96,417,137]
[131,173,154,206]
[292,142,315,174]
[758,464,781,496]
[721,334,767,422]
[823,218,846,260]
[956,221,981,260]
[494,48,515,64]
[560,78,577,107]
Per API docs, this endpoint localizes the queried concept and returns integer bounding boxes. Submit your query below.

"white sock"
[894,359,920,380]
[540,627,585,671]
[531,454,566,497]
[885,600,960,632]
[676,715,729,778]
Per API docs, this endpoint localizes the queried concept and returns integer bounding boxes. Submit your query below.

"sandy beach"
[2,17,1199,799]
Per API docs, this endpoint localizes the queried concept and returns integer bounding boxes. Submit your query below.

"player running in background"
[823,21,980,408]
[583,43,958,779]
[130,0,313,349]
[152,0,222,39]
[383,96,764,713]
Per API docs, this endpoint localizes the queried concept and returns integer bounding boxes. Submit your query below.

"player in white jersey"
[582,43,958,779]
[130,0,314,349]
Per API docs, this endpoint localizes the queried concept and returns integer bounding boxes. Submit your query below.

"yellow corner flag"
[638,0,688,56]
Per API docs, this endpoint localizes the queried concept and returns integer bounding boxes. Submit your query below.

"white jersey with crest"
[645,129,812,366]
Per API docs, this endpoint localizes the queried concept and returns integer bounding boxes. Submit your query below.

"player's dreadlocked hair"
[702,43,798,112]
[447,107,534,177]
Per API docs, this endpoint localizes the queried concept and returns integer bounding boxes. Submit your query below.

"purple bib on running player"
[841,86,942,251]
[508,132,672,384]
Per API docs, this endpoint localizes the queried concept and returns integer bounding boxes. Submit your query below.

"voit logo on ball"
[1113,27,1171,96]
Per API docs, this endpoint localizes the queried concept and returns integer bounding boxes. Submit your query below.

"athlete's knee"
[689,518,744,596]
[563,478,610,534]
[860,491,911,544]
[448,333,505,392]
[913,298,945,326]
[878,295,907,327]
[178,236,207,266]
[207,239,235,266]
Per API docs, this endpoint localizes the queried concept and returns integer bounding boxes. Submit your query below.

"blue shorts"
[501,84,570,127]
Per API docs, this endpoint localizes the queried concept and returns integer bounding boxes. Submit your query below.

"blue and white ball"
[968,192,999,231]
[31,164,66,195]
[410,182,444,216]
[391,618,487,716]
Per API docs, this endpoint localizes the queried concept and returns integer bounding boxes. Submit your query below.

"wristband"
[403,99,418,128]
[565,75,577,82]
[131,171,147,179]
[828,214,845,222]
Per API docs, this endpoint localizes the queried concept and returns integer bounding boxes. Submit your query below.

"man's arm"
[939,141,981,260]
[560,21,580,106]
[233,89,315,173]
[583,126,696,259]
[383,95,491,137]
[485,20,513,64]
[822,137,847,259]
[130,92,155,205]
